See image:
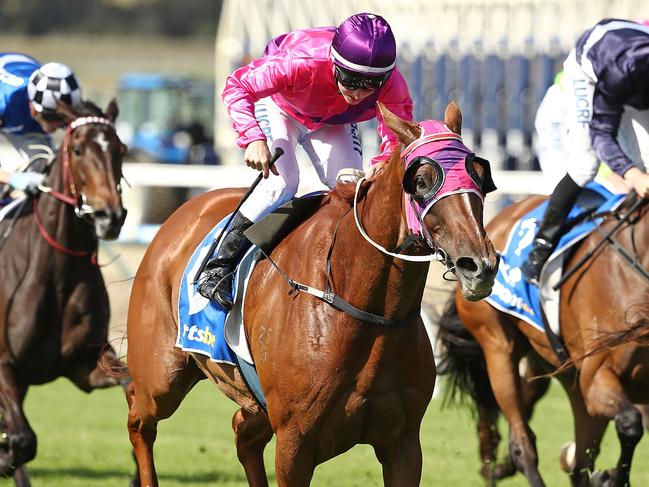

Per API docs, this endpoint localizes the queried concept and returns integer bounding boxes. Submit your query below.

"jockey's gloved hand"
[8,172,45,194]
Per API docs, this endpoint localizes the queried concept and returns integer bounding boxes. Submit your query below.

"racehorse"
[437,194,649,487]
[123,102,499,487]
[0,100,127,485]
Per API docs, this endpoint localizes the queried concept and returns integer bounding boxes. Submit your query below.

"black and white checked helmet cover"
[27,62,82,113]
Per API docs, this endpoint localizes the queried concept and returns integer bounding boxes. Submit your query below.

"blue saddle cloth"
[176,215,254,364]
[485,182,625,332]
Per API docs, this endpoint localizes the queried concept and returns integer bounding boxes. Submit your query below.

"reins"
[352,176,445,263]
[251,176,451,328]
[553,195,648,290]
[253,202,421,328]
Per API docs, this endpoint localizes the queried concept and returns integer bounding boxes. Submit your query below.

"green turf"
[4,378,647,486]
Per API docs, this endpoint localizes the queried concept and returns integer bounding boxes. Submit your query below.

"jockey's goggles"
[334,66,389,92]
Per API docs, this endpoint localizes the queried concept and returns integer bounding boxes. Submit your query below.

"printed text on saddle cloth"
[402,120,485,234]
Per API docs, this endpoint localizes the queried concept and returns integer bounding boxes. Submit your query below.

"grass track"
[6,377,648,486]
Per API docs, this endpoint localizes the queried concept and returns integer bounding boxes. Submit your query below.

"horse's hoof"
[590,470,615,487]
[493,459,517,480]
[560,441,576,473]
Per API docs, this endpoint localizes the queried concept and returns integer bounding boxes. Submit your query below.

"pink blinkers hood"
[401,120,484,234]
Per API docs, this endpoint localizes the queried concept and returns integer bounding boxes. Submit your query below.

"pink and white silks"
[221,27,413,166]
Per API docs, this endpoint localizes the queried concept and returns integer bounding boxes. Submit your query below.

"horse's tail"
[98,344,130,380]
[435,297,498,413]
[553,317,649,375]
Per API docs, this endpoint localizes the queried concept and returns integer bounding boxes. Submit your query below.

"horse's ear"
[106,98,119,122]
[377,101,421,146]
[57,101,76,123]
[444,101,462,135]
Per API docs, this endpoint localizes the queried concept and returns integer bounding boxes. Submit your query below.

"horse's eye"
[415,174,427,191]
[72,144,82,156]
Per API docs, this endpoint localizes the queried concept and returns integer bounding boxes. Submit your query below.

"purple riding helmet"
[331,13,396,90]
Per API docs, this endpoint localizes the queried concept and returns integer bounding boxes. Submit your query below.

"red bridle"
[33,116,115,261]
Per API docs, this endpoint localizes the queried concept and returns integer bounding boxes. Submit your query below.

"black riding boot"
[198,212,253,310]
[521,174,582,285]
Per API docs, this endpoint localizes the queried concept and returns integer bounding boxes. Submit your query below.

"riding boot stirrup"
[521,238,554,286]
[197,213,253,311]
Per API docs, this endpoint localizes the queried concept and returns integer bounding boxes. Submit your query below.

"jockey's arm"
[0,169,9,185]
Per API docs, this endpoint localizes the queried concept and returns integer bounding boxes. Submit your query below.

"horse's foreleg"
[475,399,500,485]
[482,347,545,487]
[0,366,35,476]
[126,380,158,487]
[556,371,608,487]
[374,429,423,487]
[583,365,643,487]
[12,465,30,487]
[274,429,316,487]
[232,408,273,487]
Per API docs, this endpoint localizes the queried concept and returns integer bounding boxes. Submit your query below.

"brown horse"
[0,100,127,485]
[437,194,649,487]
[123,102,499,487]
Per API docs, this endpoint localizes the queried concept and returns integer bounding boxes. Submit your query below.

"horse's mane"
[333,181,358,203]
[75,100,105,117]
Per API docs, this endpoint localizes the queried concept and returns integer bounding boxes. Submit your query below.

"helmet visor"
[334,66,389,92]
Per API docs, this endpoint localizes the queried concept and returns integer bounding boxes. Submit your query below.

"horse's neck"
[335,161,428,316]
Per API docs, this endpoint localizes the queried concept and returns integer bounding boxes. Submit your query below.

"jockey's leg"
[302,122,363,189]
[198,98,301,309]
[521,173,582,285]
[522,49,598,286]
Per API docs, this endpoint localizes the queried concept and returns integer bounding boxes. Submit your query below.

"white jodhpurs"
[239,97,363,223]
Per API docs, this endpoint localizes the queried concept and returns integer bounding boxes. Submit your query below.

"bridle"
[352,131,491,278]
[352,176,447,263]
[33,115,122,258]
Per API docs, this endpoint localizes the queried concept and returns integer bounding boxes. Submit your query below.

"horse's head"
[378,101,499,301]
[57,99,127,240]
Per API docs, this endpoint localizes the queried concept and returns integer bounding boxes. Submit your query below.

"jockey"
[198,12,414,309]
[522,19,649,285]
[0,53,82,193]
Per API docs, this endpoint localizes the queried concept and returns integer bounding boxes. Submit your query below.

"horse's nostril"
[456,256,479,275]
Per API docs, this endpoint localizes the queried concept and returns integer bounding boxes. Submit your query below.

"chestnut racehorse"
[0,100,127,486]
[438,194,649,487]
[123,102,499,486]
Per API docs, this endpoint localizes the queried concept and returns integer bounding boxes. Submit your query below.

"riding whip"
[193,147,284,282]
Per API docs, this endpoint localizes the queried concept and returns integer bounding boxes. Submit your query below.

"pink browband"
[402,132,464,163]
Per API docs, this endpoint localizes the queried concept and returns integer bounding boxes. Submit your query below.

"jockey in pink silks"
[198,12,414,310]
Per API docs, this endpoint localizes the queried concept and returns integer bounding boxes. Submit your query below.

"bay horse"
[123,102,499,486]
[437,193,649,487]
[0,100,127,485]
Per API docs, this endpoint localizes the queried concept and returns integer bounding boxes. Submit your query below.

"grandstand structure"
[214,0,646,172]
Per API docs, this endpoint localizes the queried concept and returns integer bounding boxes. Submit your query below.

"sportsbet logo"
[182,324,216,346]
